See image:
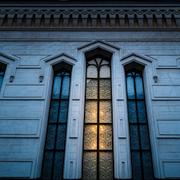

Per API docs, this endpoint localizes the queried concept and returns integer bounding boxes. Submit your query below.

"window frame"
[41,62,72,180]
[82,53,114,180]
[125,63,155,180]
[0,53,17,98]
[120,54,160,178]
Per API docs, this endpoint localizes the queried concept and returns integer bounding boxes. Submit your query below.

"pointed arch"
[78,40,120,54]
[0,52,18,93]
[121,53,153,66]
[0,52,18,64]
[121,53,160,179]
[43,53,77,66]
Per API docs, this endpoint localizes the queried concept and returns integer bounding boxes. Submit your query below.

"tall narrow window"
[83,49,113,180]
[41,63,71,180]
[125,62,154,180]
[0,62,6,89]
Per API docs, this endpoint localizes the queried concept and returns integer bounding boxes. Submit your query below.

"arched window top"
[124,61,144,73]
[53,61,72,74]
[85,48,112,79]
[43,53,77,66]
[85,48,112,62]
[125,62,145,100]
[0,52,18,64]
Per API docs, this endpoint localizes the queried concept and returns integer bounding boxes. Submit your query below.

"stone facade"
[0,2,180,179]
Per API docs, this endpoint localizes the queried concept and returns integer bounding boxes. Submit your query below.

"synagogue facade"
[0,1,180,179]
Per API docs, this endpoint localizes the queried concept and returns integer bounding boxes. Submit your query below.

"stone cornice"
[0,5,179,30]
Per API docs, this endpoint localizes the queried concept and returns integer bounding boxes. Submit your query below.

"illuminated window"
[83,48,113,180]
[0,62,6,89]
[41,62,71,180]
[125,62,154,180]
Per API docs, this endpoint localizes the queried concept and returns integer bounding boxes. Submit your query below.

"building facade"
[0,1,180,179]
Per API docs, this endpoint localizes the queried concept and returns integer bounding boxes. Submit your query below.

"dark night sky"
[0,0,179,4]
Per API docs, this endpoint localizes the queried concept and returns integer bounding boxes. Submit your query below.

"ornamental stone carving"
[0,6,179,29]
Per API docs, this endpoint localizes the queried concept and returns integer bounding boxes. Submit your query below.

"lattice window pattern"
[125,63,154,180]
[83,55,113,180]
[41,66,71,180]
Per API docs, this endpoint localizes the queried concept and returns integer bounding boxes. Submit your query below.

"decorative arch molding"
[0,52,18,64]
[78,40,120,54]
[0,52,18,87]
[120,52,153,66]
[43,53,77,66]
[120,52,159,83]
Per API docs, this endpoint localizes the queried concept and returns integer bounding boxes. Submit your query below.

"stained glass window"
[83,152,97,180]
[0,62,6,90]
[125,62,154,180]
[41,64,71,180]
[99,152,113,180]
[86,79,98,99]
[83,50,113,180]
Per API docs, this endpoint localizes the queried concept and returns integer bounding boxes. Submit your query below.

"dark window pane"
[86,79,98,99]
[142,151,154,180]
[49,101,59,123]
[127,74,135,99]
[41,152,53,180]
[64,72,70,76]
[135,73,144,99]
[56,125,67,150]
[0,76,3,89]
[53,152,64,180]
[52,75,61,99]
[99,152,113,180]
[129,125,140,150]
[137,101,147,123]
[99,79,111,99]
[83,152,97,180]
[0,62,6,89]
[99,125,112,150]
[45,125,56,150]
[131,151,142,180]
[126,64,154,180]
[127,101,137,123]
[140,125,150,150]
[84,125,97,150]
[59,100,69,123]
[85,101,97,123]
[42,67,71,180]
[61,75,70,99]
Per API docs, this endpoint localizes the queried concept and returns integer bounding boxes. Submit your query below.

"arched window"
[0,62,6,89]
[41,62,72,180]
[125,62,154,180]
[83,48,113,180]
